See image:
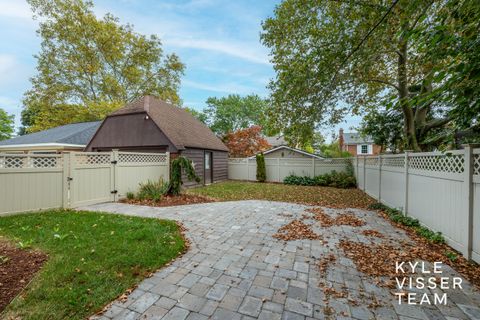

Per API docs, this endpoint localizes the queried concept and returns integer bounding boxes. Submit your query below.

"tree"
[23,0,185,132]
[256,153,266,182]
[261,0,480,151]
[319,142,351,158]
[224,126,271,158]
[360,109,404,153]
[0,108,15,141]
[184,107,208,124]
[204,94,273,135]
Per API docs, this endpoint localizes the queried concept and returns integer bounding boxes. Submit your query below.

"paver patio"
[81,200,480,320]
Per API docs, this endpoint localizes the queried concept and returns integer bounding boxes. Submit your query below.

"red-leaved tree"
[224,126,271,158]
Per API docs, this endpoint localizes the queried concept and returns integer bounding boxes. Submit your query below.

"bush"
[283,170,356,188]
[169,156,200,195]
[137,178,169,201]
[256,153,266,182]
[126,191,135,200]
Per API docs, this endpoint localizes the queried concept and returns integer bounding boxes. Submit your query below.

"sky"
[0,0,360,141]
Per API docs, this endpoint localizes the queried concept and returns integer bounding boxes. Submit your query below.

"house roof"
[249,145,324,159]
[343,132,374,144]
[108,96,228,152]
[264,135,287,147]
[0,121,101,147]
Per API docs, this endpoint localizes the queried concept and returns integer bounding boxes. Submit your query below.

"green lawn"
[0,210,185,320]
[188,180,375,208]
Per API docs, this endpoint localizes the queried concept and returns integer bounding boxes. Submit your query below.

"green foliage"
[168,156,200,195]
[283,170,356,189]
[0,255,9,264]
[445,251,458,262]
[0,108,15,141]
[368,203,445,244]
[126,191,135,200]
[261,0,480,151]
[184,107,208,124]
[0,210,184,319]
[255,153,266,182]
[320,142,352,158]
[137,179,169,202]
[23,0,185,132]
[203,94,274,135]
[360,108,404,153]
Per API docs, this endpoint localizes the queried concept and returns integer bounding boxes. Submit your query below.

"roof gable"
[109,96,228,152]
[343,132,374,144]
[249,145,324,159]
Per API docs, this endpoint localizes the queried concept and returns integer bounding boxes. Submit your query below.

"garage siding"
[180,148,205,187]
[213,151,228,182]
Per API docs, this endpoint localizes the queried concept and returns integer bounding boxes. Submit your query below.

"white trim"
[0,143,86,149]
[248,145,324,159]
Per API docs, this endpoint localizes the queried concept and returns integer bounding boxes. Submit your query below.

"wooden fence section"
[228,157,351,182]
[354,146,480,263]
[0,151,169,215]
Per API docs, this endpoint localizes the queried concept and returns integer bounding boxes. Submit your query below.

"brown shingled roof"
[110,96,228,152]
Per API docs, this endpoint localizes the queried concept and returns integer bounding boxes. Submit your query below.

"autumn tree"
[0,108,15,141]
[224,126,271,158]
[261,0,480,151]
[22,0,185,132]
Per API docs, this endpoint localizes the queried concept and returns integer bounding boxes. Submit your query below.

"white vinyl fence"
[354,145,480,263]
[0,151,169,215]
[228,157,351,182]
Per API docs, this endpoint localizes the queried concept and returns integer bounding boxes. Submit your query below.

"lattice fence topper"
[409,154,464,173]
[75,153,111,166]
[318,158,352,165]
[474,153,480,175]
[229,158,248,164]
[364,157,380,166]
[382,156,405,168]
[118,153,167,164]
[0,155,62,169]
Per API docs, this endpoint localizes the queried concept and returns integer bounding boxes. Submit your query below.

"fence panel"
[0,154,64,215]
[116,152,170,198]
[228,157,350,183]
[356,147,479,263]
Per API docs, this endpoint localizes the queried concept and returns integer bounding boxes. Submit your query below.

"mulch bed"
[121,194,216,207]
[0,241,47,312]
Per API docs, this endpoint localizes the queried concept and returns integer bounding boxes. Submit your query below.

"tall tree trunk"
[397,34,420,151]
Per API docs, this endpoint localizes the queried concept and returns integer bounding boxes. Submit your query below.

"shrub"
[126,191,135,200]
[256,153,266,182]
[168,156,200,195]
[137,178,169,201]
[283,170,356,188]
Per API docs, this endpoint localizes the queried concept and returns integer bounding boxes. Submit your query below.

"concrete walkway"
[81,201,480,320]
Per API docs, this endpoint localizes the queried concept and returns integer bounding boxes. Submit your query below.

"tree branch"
[423,118,451,131]
[366,78,400,91]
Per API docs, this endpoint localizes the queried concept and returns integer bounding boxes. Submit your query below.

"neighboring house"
[0,121,101,154]
[249,145,324,159]
[339,128,381,156]
[85,95,228,186]
[264,135,287,148]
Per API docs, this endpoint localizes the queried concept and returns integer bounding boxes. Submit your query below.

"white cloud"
[183,79,261,95]
[166,37,270,65]
[0,0,32,19]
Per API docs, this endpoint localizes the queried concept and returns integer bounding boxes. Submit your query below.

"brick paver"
[83,200,480,320]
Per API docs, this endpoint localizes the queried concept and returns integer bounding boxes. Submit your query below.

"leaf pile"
[317,254,336,274]
[306,208,365,227]
[122,194,215,207]
[361,229,385,238]
[273,220,321,241]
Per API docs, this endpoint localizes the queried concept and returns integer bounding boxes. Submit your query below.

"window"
[361,145,368,154]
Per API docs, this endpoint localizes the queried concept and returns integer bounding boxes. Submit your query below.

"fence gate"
[67,152,116,208]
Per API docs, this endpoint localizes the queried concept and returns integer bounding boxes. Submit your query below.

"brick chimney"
[339,128,344,151]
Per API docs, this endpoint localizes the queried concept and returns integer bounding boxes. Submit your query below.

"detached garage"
[85,95,228,186]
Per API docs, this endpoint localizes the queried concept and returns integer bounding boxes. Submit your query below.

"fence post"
[403,151,410,216]
[111,150,119,202]
[62,152,71,208]
[165,152,170,182]
[363,156,366,191]
[378,154,382,201]
[355,155,359,187]
[277,158,280,182]
[463,144,475,260]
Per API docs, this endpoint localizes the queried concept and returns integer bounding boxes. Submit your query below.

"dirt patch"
[361,229,385,238]
[122,194,215,207]
[306,208,365,227]
[0,241,47,312]
[273,220,321,241]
